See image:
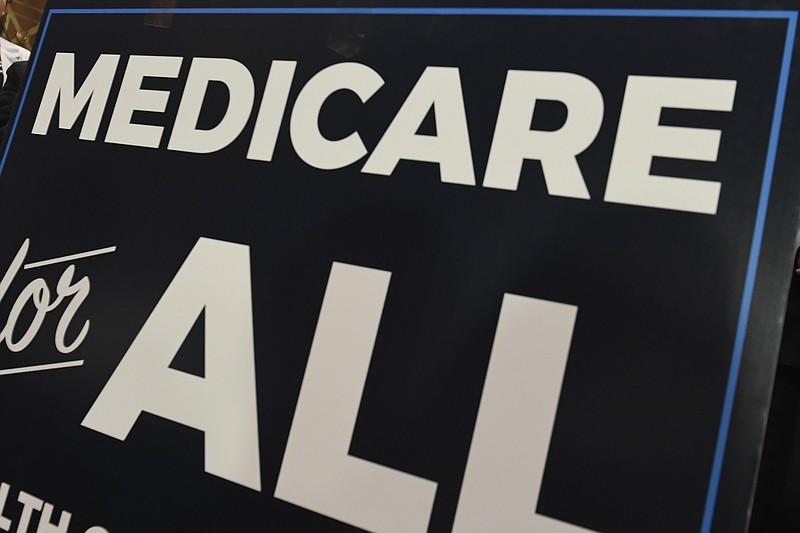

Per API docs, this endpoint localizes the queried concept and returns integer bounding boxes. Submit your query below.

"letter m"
[32,52,120,140]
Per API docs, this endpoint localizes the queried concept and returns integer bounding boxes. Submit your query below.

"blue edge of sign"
[2,7,796,533]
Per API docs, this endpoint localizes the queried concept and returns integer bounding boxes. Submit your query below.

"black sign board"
[0,2,799,532]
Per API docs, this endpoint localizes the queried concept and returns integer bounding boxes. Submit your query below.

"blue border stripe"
[0,9,52,171]
[45,7,798,18]
[4,8,797,533]
[700,11,798,533]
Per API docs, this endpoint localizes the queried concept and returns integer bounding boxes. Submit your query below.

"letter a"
[82,237,261,491]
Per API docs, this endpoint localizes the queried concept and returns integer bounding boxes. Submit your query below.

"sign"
[0,2,799,531]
